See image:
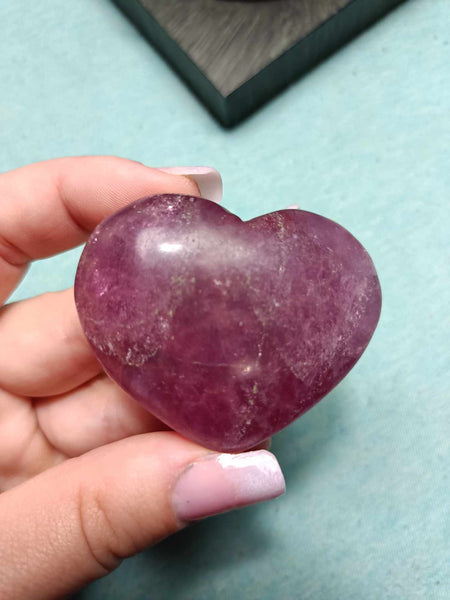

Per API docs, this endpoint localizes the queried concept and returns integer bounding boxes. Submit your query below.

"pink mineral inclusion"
[75,194,382,452]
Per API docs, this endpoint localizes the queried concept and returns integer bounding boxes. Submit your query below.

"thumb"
[0,431,285,600]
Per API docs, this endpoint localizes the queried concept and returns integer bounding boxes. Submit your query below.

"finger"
[0,289,101,397]
[0,156,218,304]
[0,432,285,599]
[35,373,271,458]
[35,374,168,458]
[0,389,66,493]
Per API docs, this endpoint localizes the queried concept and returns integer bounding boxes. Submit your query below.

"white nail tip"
[158,166,223,204]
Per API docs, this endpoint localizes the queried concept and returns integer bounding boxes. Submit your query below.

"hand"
[0,157,285,600]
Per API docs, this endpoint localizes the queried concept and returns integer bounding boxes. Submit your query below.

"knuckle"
[76,482,139,576]
[77,484,122,575]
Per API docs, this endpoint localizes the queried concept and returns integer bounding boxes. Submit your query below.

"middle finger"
[35,373,168,457]
[0,288,101,397]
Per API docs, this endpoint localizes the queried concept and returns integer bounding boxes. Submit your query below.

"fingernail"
[158,166,223,204]
[285,204,300,210]
[172,450,285,522]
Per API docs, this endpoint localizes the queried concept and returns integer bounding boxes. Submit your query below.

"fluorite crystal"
[75,195,381,452]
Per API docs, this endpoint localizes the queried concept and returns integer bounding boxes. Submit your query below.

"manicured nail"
[158,166,223,204]
[285,204,300,210]
[172,450,285,522]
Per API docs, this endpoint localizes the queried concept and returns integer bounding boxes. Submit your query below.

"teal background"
[1,1,449,598]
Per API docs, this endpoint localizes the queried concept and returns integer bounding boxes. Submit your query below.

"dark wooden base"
[112,0,404,127]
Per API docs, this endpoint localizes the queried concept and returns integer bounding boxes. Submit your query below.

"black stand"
[112,0,404,127]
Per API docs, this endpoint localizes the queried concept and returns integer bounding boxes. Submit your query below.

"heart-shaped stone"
[75,194,381,452]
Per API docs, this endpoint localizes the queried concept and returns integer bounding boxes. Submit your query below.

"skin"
[0,156,270,599]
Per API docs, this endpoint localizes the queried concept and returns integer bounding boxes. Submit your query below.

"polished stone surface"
[75,194,381,451]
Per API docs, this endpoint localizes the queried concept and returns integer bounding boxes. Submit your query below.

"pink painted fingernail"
[158,166,223,204]
[172,450,285,522]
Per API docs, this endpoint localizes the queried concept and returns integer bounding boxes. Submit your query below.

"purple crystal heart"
[75,194,381,452]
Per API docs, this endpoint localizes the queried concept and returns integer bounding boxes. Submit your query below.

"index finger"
[0,156,217,304]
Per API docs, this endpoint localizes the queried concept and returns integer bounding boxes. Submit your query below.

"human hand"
[0,157,285,600]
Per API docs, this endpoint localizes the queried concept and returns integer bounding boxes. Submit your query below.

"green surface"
[1,1,449,598]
